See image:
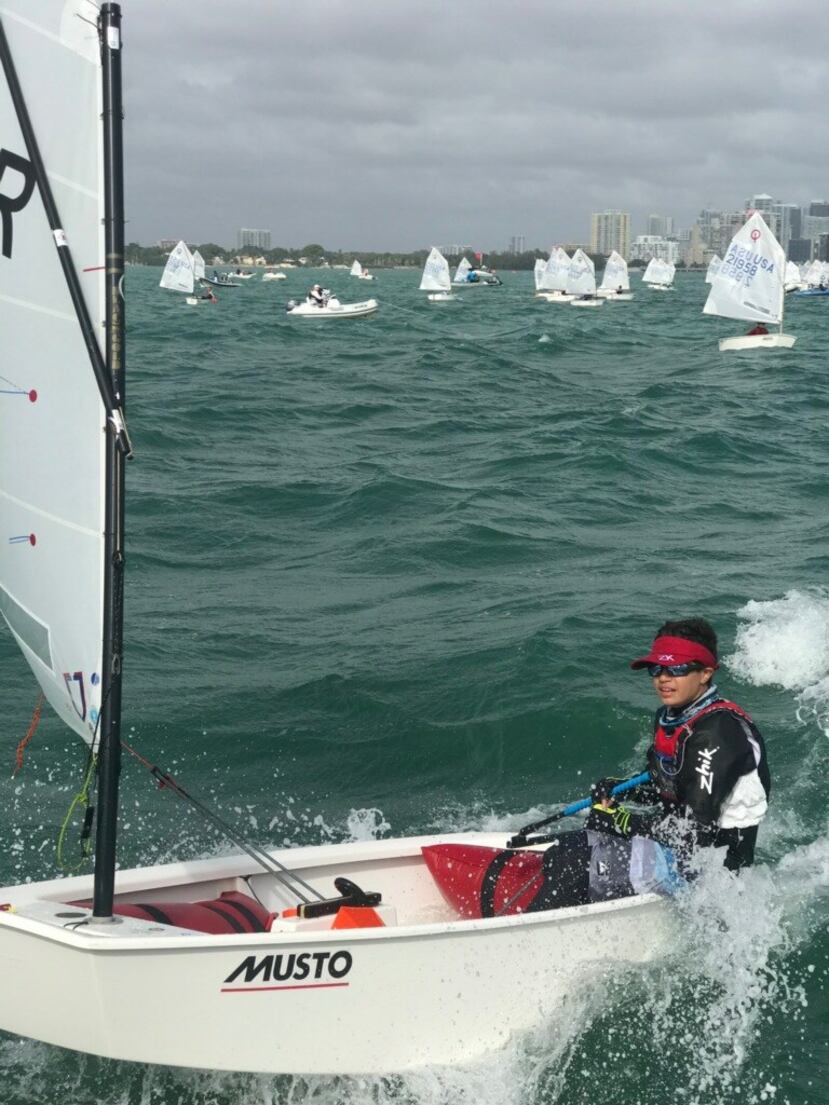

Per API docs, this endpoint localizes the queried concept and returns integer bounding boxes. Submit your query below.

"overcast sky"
[124,1,829,252]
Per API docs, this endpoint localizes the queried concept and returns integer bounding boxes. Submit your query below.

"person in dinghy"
[588,617,770,873]
[308,284,327,307]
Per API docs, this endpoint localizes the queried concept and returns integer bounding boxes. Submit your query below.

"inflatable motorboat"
[286,296,378,319]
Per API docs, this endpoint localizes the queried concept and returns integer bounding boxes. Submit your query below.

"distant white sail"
[803,260,823,287]
[703,212,785,325]
[705,255,721,283]
[566,248,596,296]
[784,260,800,288]
[533,258,546,291]
[350,259,363,277]
[192,250,205,281]
[546,247,570,292]
[599,251,629,291]
[160,240,195,293]
[642,258,673,286]
[420,247,451,292]
[453,256,471,285]
[0,0,108,743]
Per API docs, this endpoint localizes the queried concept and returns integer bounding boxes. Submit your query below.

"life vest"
[652,698,755,802]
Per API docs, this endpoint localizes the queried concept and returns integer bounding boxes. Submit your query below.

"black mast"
[93,2,127,920]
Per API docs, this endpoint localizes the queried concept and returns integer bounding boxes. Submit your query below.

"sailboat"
[159,240,201,305]
[0,2,676,1076]
[420,246,458,301]
[783,260,804,293]
[642,257,674,290]
[350,259,374,281]
[597,251,633,301]
[536,247,574,302]
[567,248,603,307]
[452,255,501,286]
[702,211,796,350]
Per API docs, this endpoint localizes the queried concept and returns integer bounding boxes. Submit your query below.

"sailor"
[588,617,770,872]
[747,323,769,336]
[616,285,624,295]
[200,288,217,303]
[308,284,325,307]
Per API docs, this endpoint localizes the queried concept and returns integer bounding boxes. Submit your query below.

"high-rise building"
[646,214,674,238]
[772,203,801,252]
[509,235,526,254]
[808,200,829,217]
[629,235,679,264]
[590,211,631,259]
[238,228,271,250]
[747,193,774,215]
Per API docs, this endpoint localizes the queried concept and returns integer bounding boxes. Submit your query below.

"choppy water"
[1,268,827,1104]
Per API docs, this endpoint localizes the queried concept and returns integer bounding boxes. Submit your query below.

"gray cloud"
[123,0,829,250]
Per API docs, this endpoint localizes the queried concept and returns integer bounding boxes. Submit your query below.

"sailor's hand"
[585,802,633,837]
[590,776,623,809]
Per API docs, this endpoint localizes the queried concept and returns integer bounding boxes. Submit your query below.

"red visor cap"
[630,635,718,671]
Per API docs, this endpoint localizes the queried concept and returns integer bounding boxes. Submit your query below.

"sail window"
[0,585,52,670]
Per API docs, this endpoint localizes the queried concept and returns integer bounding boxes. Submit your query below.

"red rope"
[14,693,44,775]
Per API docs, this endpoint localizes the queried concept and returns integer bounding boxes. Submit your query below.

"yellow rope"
[56,753,97,873]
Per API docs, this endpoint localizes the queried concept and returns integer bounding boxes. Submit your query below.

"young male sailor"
[588,617,770,871]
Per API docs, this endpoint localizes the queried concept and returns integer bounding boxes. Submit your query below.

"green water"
[1,268,827,1104]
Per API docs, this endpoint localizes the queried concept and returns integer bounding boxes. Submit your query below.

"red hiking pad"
[70,890,274,934]
[421,843,543,918]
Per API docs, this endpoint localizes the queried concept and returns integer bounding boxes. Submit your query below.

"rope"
[13,693,44,775]
[56,751,97,873]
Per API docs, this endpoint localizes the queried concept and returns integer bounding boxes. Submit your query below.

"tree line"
[126,242,699,271]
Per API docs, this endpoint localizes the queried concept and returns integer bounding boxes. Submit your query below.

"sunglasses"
[646,662,703,677]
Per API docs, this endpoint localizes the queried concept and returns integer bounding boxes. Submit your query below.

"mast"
[93,2,126,920]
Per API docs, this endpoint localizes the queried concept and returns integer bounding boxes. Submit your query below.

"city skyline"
[125,1,829,252]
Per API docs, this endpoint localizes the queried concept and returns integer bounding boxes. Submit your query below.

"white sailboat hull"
[0,833,672,1075]
[603,293,633,301]
[536,291,575,303]
[718,333,796,352]
[427,291,459,301]
[570,298,603,308]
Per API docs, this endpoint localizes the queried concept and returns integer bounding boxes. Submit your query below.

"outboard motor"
[286,299,298,312]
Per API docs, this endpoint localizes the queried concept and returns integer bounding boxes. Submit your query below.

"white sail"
[160,240,195,293]
[566,248,596,296]
[533,258,546,291]
[420,247,450,292]
[192,249,205,281]
[703,212,785,325]
[452,256,471,285]
[803,260,823,287]
[643,258,672,286]
[705,255,721,283]
[350,259,363,277]
[599,250,629,291]
[546,247,570,292]
[641,258,658,283]
[0,0,107,743]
